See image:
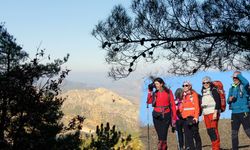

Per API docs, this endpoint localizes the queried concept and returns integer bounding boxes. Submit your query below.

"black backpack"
[198,94,203,116]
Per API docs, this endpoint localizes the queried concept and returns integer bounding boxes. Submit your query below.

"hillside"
[60,88,139,133]
[140,119,250,150]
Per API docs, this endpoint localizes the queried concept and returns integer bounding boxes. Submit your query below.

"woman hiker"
[174,88,185,150]
[201,76,221,150]
[147,77,177,150]
[179,81,202,150]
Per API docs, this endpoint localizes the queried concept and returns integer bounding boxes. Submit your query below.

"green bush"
[82,122,142,150]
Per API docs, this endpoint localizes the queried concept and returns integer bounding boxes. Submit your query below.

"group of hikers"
[147,71,250,150]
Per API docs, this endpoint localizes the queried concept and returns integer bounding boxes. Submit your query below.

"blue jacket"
[227,74,250,114]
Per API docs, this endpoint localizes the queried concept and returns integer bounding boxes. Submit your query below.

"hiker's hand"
[229,96,235,102]
[148,83,154,91]
[213,112,217,120]
[171,127,175,133]
[193,118,198,123]
[171,120,176,128]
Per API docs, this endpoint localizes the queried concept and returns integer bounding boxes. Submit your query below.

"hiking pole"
[147,104,150,150]
[175,129,181,150]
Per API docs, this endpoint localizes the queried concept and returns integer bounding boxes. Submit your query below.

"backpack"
[212,81,226,113]
[239,84,250,108]
[197,94,203,116]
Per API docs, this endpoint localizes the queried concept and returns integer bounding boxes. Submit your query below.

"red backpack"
[212,81,226,113]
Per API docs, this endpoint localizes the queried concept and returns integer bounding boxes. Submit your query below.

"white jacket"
[202,88,216,115]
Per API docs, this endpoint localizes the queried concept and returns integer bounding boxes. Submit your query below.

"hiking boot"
[162,141,167,150]
[185,147,191,150]
[157,141,162,150]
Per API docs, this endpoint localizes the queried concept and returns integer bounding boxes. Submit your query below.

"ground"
[140,119,250,150]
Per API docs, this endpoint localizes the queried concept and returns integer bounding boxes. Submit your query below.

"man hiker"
[227,71,250,150]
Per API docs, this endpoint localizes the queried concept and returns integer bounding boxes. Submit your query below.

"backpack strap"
[210,87,221,110]
[152,91,156,107]
[152,89,171,108]
[228,87,234,106]
[152,89,172,119]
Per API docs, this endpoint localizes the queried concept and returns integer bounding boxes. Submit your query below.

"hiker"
[174,88,185,150]
[179,81,202,150]
[201,76,221,150]
[147,77,177,150]
[227,71,250,150]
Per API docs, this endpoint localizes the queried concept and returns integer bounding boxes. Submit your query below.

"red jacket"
[179,90,200,120]
[147,89,177,121]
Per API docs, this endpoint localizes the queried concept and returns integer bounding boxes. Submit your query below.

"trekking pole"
[147,104,150,150]
[175,129,181,150]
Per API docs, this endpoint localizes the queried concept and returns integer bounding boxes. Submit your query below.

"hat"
[232,71,241,78]
[183,80,192,86]
[202,76,211,82]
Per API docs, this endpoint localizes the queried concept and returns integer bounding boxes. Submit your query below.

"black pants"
[176,119,185,149]
[231,112,250,150]
[184,120,202,150]
[152,111,171,141]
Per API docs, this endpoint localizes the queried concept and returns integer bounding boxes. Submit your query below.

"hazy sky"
[0,0,133,81]
[0,0,170,100]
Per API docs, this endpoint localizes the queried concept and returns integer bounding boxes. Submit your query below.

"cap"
[202,76,211,82]
[232,71,241,78]
[183,80,192,86]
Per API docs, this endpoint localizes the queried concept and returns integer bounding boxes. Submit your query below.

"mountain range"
[60,87,140,133]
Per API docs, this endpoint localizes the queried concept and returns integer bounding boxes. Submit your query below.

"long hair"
[153,77,170,93]
[175,88,183,100]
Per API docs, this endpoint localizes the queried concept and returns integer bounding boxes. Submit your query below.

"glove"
[148,83,154,91]
[171,127,175,133]
[171,119,176,128]
[176,110,182,119]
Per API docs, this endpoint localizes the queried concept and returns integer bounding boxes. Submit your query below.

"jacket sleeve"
[147,90,153,104]
[227,87,232,104]
[193,92,200,120]
[237,73,249,88]
[211,88,221,110]
[169,90,177,122]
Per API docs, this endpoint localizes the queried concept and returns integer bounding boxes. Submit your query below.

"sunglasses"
[233,77,238,80]
[182,84,189,87]
[202,82,210,85]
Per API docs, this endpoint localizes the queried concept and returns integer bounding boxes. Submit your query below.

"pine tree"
[0,24,79,150]
[92,0,250,79]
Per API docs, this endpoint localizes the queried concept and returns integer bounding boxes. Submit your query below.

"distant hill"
[60,80,94,92]
[60,88,139,133]
[60,79,141,104]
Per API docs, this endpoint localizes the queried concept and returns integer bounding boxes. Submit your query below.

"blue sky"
[140,71,250,125]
